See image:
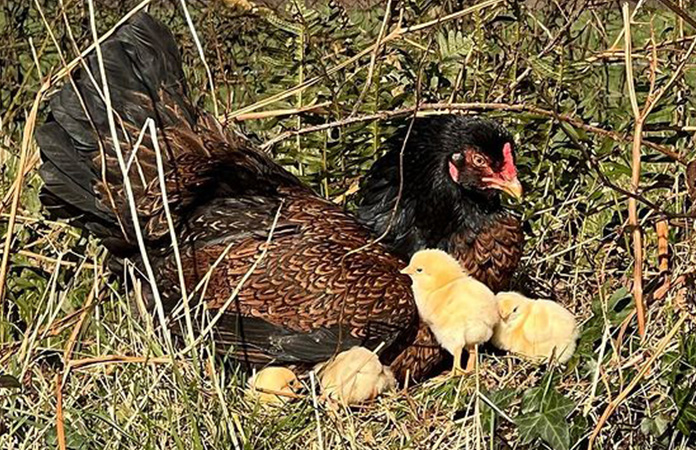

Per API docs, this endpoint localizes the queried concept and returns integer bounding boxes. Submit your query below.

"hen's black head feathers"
[356,115,519,259]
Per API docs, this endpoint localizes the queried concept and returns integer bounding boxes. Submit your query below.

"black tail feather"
[37,12,194,254]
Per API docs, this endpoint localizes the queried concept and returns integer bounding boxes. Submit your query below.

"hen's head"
[404,116,522,200]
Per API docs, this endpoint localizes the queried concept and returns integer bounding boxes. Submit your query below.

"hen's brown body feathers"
[38,12,424,378]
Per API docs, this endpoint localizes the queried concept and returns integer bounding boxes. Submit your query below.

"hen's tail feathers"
[37,12,198,256]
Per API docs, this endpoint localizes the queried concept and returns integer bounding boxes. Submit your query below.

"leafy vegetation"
[1,0,695,449]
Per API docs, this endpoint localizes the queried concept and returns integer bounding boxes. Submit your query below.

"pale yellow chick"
[247,366,300,405]
[492,292,579,363]
[318,347,396,406]
[401,249,498,375]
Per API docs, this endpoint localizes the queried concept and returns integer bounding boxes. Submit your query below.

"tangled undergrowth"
[1,0,696,449]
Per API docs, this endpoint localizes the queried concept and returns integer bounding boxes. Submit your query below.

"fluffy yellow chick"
[492,292,579,363]
[401,249,498,375]
[318,347,396,405]
[247,366,300,405]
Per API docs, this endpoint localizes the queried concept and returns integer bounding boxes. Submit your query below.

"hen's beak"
[483,177,523,200]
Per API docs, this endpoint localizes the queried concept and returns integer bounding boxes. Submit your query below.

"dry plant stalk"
[623,3,646,338]
[260,101,684,163]
[0,81,49,307]
[621,3,696,338]
[656,220,669,274]
[55,373,66,450]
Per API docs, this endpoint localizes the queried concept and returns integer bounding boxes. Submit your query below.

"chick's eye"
[416,268,423,273]
[471,154,487,167]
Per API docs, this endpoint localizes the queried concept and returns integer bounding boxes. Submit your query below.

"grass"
[1,0,696,448]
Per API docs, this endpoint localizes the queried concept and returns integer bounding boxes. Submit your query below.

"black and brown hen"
[36,12,522,383]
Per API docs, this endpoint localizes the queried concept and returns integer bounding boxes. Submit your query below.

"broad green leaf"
[517,411,571,450]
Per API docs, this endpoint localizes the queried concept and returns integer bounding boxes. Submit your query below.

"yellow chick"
[401,249,498,376]
[247,366,300,405]
[318,347,396,406]
[492,292,579,363]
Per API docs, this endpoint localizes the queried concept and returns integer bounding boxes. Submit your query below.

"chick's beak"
[400,266,412,275]
[483,176,524,200]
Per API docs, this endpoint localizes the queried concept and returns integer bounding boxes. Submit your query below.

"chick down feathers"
[317,347,396,405]
[247,367,299,404]
[492,292,579,363]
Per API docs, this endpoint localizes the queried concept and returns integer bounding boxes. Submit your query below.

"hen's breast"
[447,213,524,292]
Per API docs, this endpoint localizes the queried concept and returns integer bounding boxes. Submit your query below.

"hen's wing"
[154,191,418,366]
[388,322,446,382]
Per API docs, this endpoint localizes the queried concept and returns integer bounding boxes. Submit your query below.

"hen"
[37,12,419,377]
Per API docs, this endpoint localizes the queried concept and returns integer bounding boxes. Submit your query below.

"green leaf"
[522,384,574,417]
[517,411,570,450]
[480,388,517,432]
[518,373,576,450]
[0,374,20,389]
[640,415,670,436]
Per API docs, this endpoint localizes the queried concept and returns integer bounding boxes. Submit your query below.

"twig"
[588,313,687,448]
[68,355,173,370]
[623,3,646,339]
[55,373,66,450]
[260,101,684,163]
[63,263,102,361]
[656,0,696,30]
[350,0,392,116]
[232,102,331,121]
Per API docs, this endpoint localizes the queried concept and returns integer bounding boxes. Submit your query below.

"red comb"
[501,142,517,180]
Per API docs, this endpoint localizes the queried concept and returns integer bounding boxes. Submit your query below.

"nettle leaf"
[517,410,570,450]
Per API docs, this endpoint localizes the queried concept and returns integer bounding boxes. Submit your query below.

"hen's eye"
[471,154,487,167]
